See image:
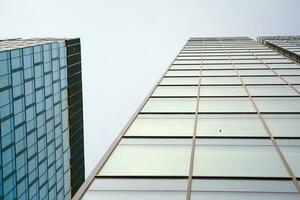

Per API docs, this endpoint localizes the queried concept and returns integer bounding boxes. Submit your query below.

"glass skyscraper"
[0,38,85,200]
[74,36,300,200]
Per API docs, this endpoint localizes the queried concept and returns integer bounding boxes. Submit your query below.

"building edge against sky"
[73,36,300,200]
[0,38,85,199]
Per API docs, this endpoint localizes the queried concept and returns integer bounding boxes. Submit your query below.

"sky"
[1,0,300,177]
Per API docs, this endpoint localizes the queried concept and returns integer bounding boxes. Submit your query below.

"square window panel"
[247,85,298,96]
[193,139,289,177]
[152,86,198,97]
[263,114,300,137]
[160,77,199,85]
[198,98,255,113]
[197,114,267,137]
[142,98,197,113]
[254,98,300,112]
[126,114,194,137]
[200,86,246,96]
[98,139,191,176]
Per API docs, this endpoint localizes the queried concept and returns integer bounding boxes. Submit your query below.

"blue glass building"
[0,38,85,200]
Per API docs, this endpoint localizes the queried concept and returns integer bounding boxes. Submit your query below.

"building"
[0,38,85,200]
[73,36,300,200]
[258,36,300,63]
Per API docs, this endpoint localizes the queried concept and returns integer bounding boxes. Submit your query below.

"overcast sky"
[1,0,300,176]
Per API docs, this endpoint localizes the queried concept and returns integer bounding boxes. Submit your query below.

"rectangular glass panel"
[282,76,300,84]
[98,140,191,176]
[170,65,200,70]
[191,192,299,200]
[89,178,187,190]
[125,114,194,136]
[269,63,300,69]
[200,86,246,96]
[241,76,285,84]
[263,114,300,137]
[198,98,255,112]
[197,114,267,137]
[160,77,199,85]
[201,77,241,85]
[165,70,199,77]
[247,85,298,96]
[278,140,300,177]
[83,191,185,200]
[142,98,197,113]
[192,179,296,192]
[254,98,300,112]
[193,141,288,177]
[274,69,300,75]
[235,64,267,69]
[201,70,236,76]
[238,69,275,75]
[202,65,233,70]
[152,86,198,96]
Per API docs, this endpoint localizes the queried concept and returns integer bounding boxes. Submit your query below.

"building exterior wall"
[0,38,84,200]
[75,37,300,200]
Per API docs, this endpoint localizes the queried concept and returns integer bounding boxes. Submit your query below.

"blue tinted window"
[12,71,23,86]
[11,57,22,69]
[1,118,13,136]
[13,85,23,98]
[23,54,33,69]
[0,59,10,76]
[2,147,14,165]
[13,98,24,114]
[0,89,12,107]
[34,64,43,78]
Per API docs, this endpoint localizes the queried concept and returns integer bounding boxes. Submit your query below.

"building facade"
[0,38,85,200]
[258,36,300,63]
[74,36,300,200]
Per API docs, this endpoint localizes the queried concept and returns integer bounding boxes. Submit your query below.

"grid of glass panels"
[80,37,300,200]
[0,42,71,200]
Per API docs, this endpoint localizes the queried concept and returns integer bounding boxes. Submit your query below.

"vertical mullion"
[185,40,203,200]
[221,39,300,194]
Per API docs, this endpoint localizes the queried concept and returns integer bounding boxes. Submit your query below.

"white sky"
[1,0,300,177]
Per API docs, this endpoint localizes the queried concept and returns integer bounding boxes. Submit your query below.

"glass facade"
[0,38,84,200]
[75,37,300,200]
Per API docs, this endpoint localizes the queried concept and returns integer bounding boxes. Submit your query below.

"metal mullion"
[185,40,204,200]
[239,41,300,95]
[221,40,300,194]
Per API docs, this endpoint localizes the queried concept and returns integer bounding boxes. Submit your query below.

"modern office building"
[258,36,300,63]
[0,38,85,200]
[74,36,300,200]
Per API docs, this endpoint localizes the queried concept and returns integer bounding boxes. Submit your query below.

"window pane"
[274,69,300,75]
[198,98,255,112]
[152,86,198,96]
[98,139,191,176]
[202,64,233,70]
[193,140,288,177]
[165,70,199,77]
[197,114,267,137]
[264,114,300,137]
[201,77,241,85]
[202,70,236,76]
[170,65,200,70]
[238,69,274,76]
[160,77,199,85]
[235,64,267,69]
[192,179,296,192]
[254,98,300,112]
[90,178,187,190]
[200,86,246,96]
[142,98,197,113]
[126,114,194,136]
[191,192,299,200]
[247,86,298,96]
[241,76,285,84]
[269,63,300,69]
[83,191,185,200]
